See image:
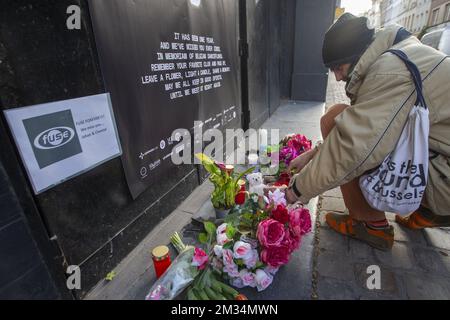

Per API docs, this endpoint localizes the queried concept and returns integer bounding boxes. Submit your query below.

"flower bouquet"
[146,232,247,300]
[204,189,311,292]
[145,189,311,300]
[263,134,312,187]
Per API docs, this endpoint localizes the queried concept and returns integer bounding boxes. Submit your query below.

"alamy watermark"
[366,265,381,290]
[66,265,81,290]
[66,5,81,30]
[169,123,280,169]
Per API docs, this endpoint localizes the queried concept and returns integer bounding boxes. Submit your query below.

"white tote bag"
[359,49,429,215]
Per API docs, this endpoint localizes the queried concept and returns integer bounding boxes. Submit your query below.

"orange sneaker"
[395,207,450,230]
[325,212,394,251]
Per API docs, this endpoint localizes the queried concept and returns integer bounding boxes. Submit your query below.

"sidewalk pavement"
[85,76,450,300]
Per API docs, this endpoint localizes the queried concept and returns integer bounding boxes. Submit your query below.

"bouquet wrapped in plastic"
[145,246,198,300]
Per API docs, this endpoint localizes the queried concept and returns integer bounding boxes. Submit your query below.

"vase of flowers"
[195,153,254,220]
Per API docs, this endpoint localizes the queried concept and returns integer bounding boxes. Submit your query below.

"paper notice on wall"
[4,93,122,194]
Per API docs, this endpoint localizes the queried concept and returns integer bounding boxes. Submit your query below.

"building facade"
[364,0,382,30]
[380,0,432,34]
[428,0,450,28]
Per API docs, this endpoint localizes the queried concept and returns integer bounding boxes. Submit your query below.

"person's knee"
[320,104,349,138]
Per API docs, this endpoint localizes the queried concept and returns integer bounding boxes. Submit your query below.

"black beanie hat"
[322,13,375,69]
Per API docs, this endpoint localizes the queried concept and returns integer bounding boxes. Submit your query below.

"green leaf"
[225,224,236,239]
[105,271,117,281]
[204,221,217,235]
[198,232,208,244]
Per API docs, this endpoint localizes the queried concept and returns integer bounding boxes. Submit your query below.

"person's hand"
[285,187,298,204]
[288,149,314,175]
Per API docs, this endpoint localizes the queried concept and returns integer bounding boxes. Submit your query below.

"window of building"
[445,3,450,22]
[431,8,440,25]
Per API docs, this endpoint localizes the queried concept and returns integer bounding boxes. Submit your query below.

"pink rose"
[217,233,231,246]
[243,249,259,269]
[224,263,240,278]
[233,241,252,260]
[192,247,209,270]
[217,223,228,235]
[257,219,286,248]
[289,207,312,235]
[255,269,273,292]
[240,269,256,288]
[222,249,234,266]
[260,245,291,268]
[282,230,301,253]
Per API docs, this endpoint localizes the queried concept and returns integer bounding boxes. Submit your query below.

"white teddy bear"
[247,172,266,197]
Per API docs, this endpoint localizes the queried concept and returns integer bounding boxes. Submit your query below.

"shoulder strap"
[392,27,412,46]
[385,49,427,109]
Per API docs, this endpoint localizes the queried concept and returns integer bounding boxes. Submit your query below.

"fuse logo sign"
[23,110,82,169]
[34,127,75,150]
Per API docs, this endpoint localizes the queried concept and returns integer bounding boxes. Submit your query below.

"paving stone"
[423,228,450,251]
[317,211,329,228]
[179,180,213,214]
[374,242,416,271]
[322,188,342,199]
[404,275,450,299]
[391,221,427,245]
[348,239,377,263]
[412,246,450,276]
[316,276,359,300]
[317,227,349,255]
[316,249,354,282]
[320,197,346,212]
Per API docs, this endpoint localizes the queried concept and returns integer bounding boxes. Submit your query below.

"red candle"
[238,179,246,192]
[152,246,171,279]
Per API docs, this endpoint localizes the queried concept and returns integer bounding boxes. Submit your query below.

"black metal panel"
[291,0,336,101]
[280,0,297,99]
[268,0,282,115]
[246,0,269,128]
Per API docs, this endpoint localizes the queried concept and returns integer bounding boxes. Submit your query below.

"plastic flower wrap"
[146,247,198,300]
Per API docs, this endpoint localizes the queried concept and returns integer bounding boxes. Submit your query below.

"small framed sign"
[4,93,122,194]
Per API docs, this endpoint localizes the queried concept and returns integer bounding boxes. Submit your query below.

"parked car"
[421,26,450,55]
